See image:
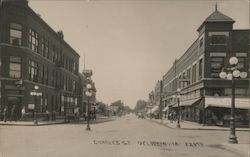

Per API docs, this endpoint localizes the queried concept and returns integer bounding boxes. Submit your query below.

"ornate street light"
[219,57,248,144]
[85,83,92,131]
[30,85,42,125]
[173,88,181,128]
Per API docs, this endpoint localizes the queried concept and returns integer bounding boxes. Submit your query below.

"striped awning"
[163,106,169,112]
[172,98,201,107]
[150,106,159,113]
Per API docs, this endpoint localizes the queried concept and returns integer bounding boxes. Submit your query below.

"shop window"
[29,29,39,53]
[10,23,22,46]
[225,88,247,96]
[210,57,224,78]
[9,56,21,78]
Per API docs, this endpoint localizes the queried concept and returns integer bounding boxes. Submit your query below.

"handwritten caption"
[93,140,204,148]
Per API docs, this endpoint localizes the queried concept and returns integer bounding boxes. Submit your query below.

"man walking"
[10,105,16,121]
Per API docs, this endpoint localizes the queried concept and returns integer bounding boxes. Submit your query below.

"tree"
[134,100,147,112]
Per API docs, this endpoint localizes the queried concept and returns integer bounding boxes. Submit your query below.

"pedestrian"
[21,106,26,121]
[10,105,16,121]
[52,110,56,121]
[3,106,7,122]
[46,109,50,121]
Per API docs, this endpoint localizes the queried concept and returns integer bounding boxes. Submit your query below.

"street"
[0,114,248,157]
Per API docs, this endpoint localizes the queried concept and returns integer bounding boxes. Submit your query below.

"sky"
[29,0,249,108]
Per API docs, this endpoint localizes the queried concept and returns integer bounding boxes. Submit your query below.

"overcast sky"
[29,0,249,108]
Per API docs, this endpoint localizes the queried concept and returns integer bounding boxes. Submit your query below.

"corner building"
[0,0,80,119]
[162,8,249,126]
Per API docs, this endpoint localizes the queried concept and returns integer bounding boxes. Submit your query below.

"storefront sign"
[28,104,35,110]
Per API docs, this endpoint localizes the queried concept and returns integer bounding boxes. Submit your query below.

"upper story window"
[29,29,39,53]
[10,23,22,46]
[41,37,49,59]
[9,56,21,78]
[209,32,229,45]
[236,53,247,70]
[28,60,38,82]
[199,37,204,48]
[210,57,224,78]
[198,58,203,80]
[191,64,197,83]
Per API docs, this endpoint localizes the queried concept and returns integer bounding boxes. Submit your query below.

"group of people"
[168,111,182,123]
[0,105,25,122]
[82,111,96,121]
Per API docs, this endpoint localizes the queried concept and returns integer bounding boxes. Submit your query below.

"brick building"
[0,0,80,120]
[160,7,249,126]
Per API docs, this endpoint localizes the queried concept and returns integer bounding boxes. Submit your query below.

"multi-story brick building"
[161,7,249,126]
[0,0,80,120]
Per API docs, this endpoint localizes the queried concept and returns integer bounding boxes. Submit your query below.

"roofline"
[26,6,80,58]
[197,20,235,32]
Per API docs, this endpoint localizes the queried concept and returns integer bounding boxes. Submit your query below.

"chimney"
[57,30,64,39]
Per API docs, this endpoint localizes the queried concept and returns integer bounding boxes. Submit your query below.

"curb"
[145,119,250,131]
[0,118,115,126]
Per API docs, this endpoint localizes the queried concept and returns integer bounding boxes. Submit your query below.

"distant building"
[0,0,80,120]
[161,7,249,126]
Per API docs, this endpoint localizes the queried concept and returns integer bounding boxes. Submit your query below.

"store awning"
[163,106,169,112]
[150,106,159,113]
[205,97,250,109]
[146,110,151,114]
[172,98,201,108]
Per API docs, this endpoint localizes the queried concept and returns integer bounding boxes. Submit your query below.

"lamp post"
[30,85,42,125]
[219,57,248,144]
[85,83,92,131]
[176,88,181,128]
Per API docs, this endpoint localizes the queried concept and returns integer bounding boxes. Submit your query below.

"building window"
[199,37,203,48]
[41,65,48,85]
[29,29,39,53]
[209,32,229,45]
[9,56,21,78]
[211,35,226,45]
[192,64,196,83]
[28,60,38,82]
[225,88,247,96]
[210,57,224,78]
[10,23,22,46]
[73,80,76,92]
[237,57,246,70]
[198,58,203,80]
[41,38,49,59]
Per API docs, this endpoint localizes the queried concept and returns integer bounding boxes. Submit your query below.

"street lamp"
[176,88,181,128]
[30,85,42,125]
[219,57,248,144]
[85,83,92,131]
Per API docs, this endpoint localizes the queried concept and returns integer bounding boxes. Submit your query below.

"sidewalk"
[0,119,65,126]
[146,118,250,131]
[222,143,250,157]
[146,118,250,157]
[0,116,115,126]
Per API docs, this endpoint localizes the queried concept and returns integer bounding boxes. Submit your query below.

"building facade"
[0,0,80,120]
[161,8,249,126]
